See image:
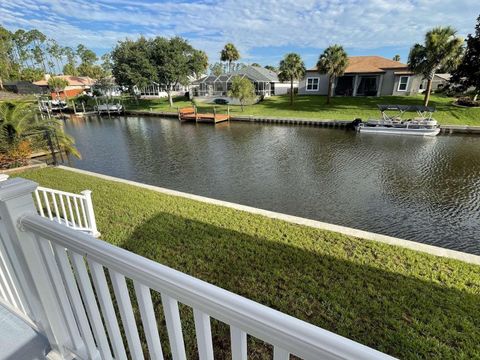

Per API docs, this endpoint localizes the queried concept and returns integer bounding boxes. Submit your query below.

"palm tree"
[278,53,306,105]
[0,101,80,159]
[408,26,463,106]
[392,54,401,61]
[317,45,349,104]
[220,43,240,73]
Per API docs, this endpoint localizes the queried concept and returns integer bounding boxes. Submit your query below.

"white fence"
[34,186,99,237]
[0,178,395,360]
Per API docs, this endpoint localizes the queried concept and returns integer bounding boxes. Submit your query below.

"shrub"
[0,140,32,169]
[456,96,480,107]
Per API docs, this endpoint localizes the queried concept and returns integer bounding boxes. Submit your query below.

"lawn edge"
[55,165,480,266]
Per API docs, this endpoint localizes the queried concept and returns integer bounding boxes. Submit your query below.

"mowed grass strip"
[17,168,480,359]
[125,94,480,126]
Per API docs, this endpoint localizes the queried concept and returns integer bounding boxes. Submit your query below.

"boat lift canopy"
[377,104,436,121]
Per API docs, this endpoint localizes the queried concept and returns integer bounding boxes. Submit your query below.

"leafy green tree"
[451,15,480,99]
[408,26,464,106]
[48,77,69,99]
[264,65,277,72]
[317,44,349,104]
[278,53,306,105]
[150,36,208,106]
[209,62,223,77]
[220,43,240,72]
[228,76,255,111]
[0,26,14,89]
[251,62,261,67]
[19,68,44,82]
[100,52,113,76]
[111,37,157,96]
[392,54,401,61]
[46,39,63,74]
[62,47,78,75]
[76,44,103,78]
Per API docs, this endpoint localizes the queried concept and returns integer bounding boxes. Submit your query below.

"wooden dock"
[178,107,229,124]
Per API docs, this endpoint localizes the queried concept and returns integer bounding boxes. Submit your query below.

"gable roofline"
[308,55,409,74]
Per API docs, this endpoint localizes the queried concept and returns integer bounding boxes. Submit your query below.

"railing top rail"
[20,214,394,360]
[36,186,86,200]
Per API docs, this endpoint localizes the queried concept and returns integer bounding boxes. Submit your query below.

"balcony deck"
[0,303,50,360]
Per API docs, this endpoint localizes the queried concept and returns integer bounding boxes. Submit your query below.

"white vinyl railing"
[34,186,99,237]
[0,178,395,360]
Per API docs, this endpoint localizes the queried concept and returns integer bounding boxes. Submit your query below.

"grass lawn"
[126,94,480,126]
[15,167,480,359]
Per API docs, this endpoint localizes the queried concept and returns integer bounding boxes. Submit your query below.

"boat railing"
[0,177,394,360]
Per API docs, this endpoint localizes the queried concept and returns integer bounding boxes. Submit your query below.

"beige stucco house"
[299,56,422,97]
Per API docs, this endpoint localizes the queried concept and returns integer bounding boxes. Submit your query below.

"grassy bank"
[126,94,480,126]
[16,167,480,359]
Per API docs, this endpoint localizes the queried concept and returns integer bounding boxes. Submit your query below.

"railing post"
[81,190,100,237]
[0,178,79,358]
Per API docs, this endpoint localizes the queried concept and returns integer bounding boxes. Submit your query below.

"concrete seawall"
[56,165,480,265]
[125,110,480,134]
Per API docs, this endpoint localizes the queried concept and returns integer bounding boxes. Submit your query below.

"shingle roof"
[308,56,408,74]
[33,75,95,86]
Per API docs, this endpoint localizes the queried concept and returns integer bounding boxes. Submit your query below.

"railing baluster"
[230,326,247,360]
[109,270,144,360]
[52,244,99,359]
[134,281,164,360]
[51,192,61,223]
[34,190,45,217]
[88,259,128,360]
[0,251,20,310]
[35,235,85,355]
[59,194,69,227]
[66,196,77,228]
[80,197,89,229]
[273,347,290,360]
[161,294,187,360]
[73,197,83,228]
[70,251,112,360]
[193,309,214,360]
[41,190,53,220]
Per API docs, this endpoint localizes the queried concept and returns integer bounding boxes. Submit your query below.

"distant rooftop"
[193,65,279,84]
[33,75,95,87]
[308,56,408,74]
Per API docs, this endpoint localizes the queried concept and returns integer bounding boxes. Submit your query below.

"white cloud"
[1,0,479,64]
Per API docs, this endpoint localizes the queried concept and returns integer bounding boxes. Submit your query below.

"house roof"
[308,56,408,74]
[192,65,279,85]
[435,73,451,81]
[33,76,96,87]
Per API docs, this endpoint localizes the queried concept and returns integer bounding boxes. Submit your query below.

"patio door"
[356,76,378,96]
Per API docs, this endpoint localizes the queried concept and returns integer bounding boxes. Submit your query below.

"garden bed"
[15,167,480,359]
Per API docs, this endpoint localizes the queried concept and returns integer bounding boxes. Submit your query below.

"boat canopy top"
[377,104,436,113]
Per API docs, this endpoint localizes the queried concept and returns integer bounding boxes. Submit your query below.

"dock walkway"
[178,107,230,124]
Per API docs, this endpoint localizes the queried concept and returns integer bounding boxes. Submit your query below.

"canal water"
[64,116,480,255]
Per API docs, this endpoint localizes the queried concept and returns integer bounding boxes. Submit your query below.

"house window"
[398,76,409,91]
[306,77,319,91]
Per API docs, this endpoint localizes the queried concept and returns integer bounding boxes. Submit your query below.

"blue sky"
[1,0,479,68]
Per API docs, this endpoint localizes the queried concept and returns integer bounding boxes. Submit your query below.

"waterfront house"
[191,65,297,99]
[419,73,451,93]
[299,56,422,97]
[34,75,95,99]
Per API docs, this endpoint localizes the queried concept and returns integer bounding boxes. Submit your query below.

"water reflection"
[65,116,480,254]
